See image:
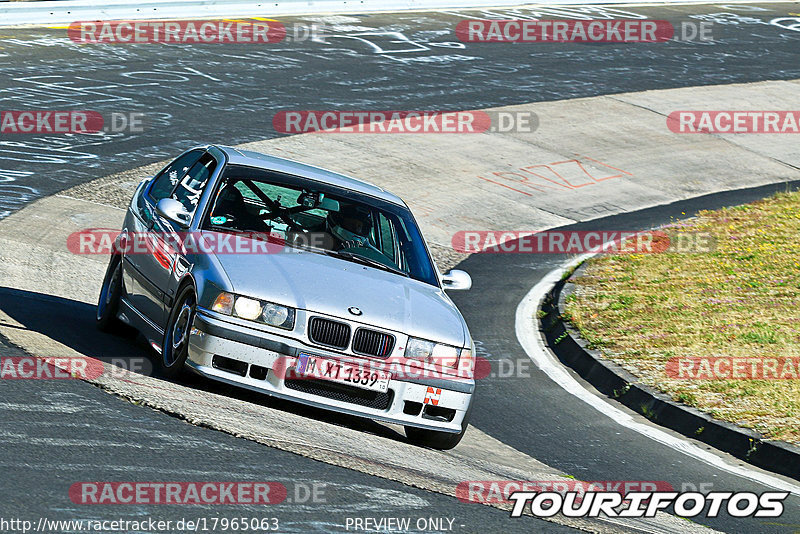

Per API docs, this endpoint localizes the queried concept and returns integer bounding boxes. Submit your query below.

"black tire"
[96,255,124,332]
[159,284,196,378]
[405,401,472,450]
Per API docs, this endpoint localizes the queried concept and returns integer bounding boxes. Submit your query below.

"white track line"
[515,253,800,496]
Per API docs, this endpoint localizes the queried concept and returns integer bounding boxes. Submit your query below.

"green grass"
[564,190,800,444]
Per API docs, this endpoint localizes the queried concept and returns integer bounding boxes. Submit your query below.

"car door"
[156,151,220,318]
[123,149,206,328]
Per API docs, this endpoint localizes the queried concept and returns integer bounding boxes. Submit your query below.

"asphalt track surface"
[1,335,571,533]
[2,3,800,533]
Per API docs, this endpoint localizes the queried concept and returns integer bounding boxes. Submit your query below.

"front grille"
[285,378,393,410]
[352,328,395,358]
[308,317,350,349]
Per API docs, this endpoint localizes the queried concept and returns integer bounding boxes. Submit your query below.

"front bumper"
[186,311,473,433]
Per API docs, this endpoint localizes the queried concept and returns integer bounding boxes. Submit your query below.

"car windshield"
[202,164,438,287]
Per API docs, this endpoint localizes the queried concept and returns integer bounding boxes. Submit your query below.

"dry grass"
[564,190,800,444]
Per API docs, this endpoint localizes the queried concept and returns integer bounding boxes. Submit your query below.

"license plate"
[294,353,390,393]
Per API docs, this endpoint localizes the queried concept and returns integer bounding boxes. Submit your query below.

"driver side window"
[148,150,204,202]
[172,153,217,215]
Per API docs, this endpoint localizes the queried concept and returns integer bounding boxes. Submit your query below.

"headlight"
[405,337,435,361]
[261,302,294,329]
[234,296,262,320]
[404,337,460,368]
[211,291,295,330]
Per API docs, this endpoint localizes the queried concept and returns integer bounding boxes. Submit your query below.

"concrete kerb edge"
[538,262,800,482]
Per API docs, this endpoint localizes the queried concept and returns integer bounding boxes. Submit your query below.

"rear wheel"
[405,402,472,450]
[159,284,196,378]
[96,255,123,332]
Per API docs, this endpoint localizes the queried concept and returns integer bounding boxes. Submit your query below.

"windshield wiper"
[289,242,333,257]
[332,251,409,277]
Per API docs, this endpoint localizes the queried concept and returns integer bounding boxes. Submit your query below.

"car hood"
[212,245,467,347]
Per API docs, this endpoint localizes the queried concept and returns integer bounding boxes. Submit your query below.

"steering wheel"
[259,205,307,233]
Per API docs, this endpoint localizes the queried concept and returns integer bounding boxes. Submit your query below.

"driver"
[327,204,374,250]
[326,204,403,272]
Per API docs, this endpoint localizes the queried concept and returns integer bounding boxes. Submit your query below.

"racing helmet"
[328,204,373,245]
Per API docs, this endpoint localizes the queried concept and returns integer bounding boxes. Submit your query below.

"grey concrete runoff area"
[3,78,800,532]
[2,3,800,533]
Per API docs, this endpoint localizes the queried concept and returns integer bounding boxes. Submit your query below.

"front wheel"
[405,402,472,450]
[159,285,196,378]
[96,255,123,332]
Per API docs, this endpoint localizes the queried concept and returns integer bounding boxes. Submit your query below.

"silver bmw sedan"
[96,145,475,449]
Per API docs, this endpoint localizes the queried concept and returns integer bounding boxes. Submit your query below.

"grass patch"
[564,190,800,444]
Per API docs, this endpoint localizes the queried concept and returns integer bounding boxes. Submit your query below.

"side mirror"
[156,198,191,228]
[441,269,472,291]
